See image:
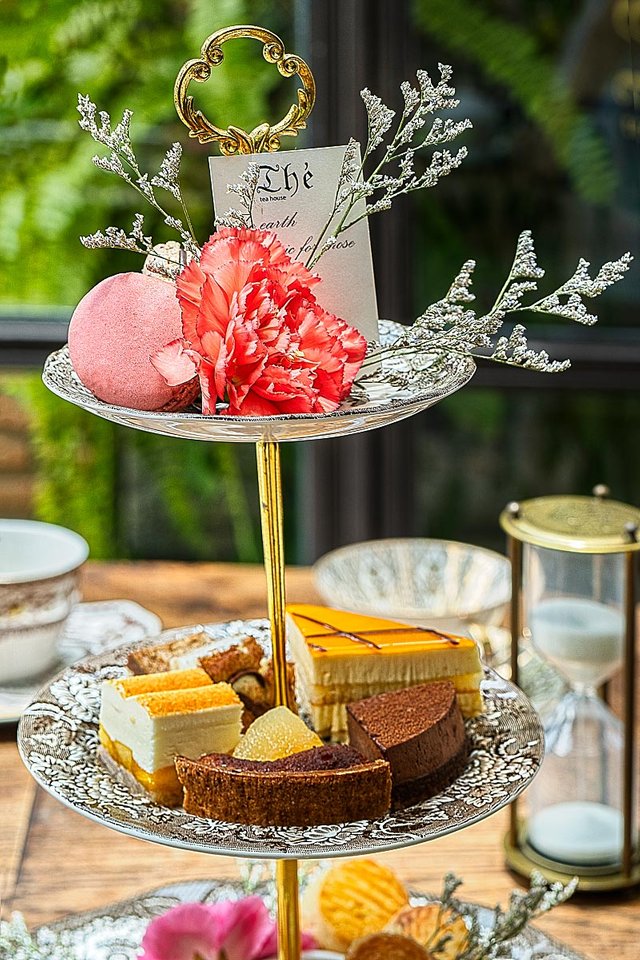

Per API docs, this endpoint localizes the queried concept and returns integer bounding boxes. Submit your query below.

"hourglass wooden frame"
[501,488,640,892]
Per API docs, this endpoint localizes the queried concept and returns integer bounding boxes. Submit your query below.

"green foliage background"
[0,0,294,560]
[0,0,637,559]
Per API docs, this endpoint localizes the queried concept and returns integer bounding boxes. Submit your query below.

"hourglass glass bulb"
[530,598,624,688]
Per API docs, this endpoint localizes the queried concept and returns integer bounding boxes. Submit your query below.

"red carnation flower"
[151,227,367,416]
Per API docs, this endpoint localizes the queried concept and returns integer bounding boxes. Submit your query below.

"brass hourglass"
[502,487,640,891]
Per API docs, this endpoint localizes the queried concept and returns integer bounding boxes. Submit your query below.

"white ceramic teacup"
[0,520,89,684]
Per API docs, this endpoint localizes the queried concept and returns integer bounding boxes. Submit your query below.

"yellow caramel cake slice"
[287,604,484,739]
[98,667,242,806]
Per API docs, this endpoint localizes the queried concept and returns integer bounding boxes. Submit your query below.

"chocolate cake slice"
[175,744,391,826]
[346,681,468,809]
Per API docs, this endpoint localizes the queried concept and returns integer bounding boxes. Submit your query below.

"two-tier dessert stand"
[19,27,544,960]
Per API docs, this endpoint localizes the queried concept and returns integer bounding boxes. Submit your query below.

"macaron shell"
[68,272,196,411]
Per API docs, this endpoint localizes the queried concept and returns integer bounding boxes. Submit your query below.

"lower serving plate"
[18,618,543,860]
[30,877,587,960]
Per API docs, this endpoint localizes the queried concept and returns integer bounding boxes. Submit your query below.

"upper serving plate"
[42,321,476,443]
[18,618,542,860]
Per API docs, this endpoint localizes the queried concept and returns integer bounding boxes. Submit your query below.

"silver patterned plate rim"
[0,600,162,724]
[31,877,588,960]
[18,618,543,860]
[41,320,476,443]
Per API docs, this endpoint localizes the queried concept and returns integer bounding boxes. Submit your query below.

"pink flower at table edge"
[150,227,368,416]
[139,897,316,960]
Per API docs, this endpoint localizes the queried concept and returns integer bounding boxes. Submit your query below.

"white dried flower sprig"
[76,94,200,261]
[214,163,260,230]
[304,64,472,268]
[0,912,73,960]
[81,213,154,255]
[76,79,631,389]
[359,230,633,384]
[447,870,578,960]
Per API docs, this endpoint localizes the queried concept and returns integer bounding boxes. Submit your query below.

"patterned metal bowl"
[313,538,511,635]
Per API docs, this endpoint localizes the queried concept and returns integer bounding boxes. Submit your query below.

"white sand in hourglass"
[530,596,624,688]
[527,596,625,866]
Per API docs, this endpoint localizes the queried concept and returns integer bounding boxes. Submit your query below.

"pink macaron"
[68,272,199,411]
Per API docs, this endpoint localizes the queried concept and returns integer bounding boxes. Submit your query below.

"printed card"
[209,144,379,342]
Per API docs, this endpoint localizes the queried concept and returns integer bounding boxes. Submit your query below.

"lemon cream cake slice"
[98,668,242,806]
[287,604,484,740]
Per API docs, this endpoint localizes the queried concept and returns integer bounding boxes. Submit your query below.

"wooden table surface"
[1,561,638,958]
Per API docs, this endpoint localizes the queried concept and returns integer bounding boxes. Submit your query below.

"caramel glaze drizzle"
[292,612,461,653]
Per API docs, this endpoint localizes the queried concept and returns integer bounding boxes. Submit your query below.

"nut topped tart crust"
[346,933,430,960]
[347,681,468,809]
[98,667,242,806]
[387,903,469,959]
[287,604,484,739]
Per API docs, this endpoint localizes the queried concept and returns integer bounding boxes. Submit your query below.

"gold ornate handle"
[174,24,316,155]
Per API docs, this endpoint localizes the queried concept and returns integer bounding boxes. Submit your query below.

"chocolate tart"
[175,744,391,826]
[346,681,468,809]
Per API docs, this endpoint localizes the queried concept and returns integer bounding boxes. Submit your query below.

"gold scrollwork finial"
[174,24,316,155]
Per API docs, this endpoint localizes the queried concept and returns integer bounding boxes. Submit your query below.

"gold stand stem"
[256,440,300,960]
[276,859,301,960]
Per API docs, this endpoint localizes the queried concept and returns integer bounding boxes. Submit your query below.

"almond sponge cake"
[98,668,242,806]
[127,630,223,674]
[128,634,296,729]
[286,604,484,740]
[347,681,468,809]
